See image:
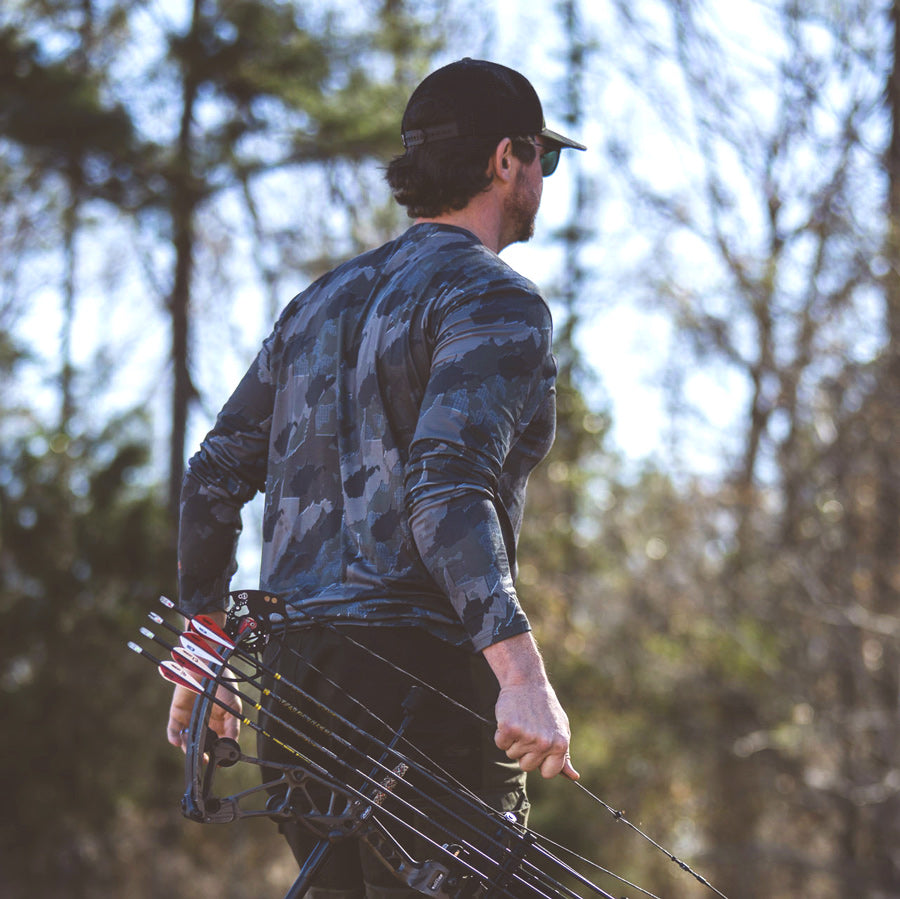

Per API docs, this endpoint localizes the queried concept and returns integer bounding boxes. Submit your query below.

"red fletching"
[158,660,204,693]
[180,631,223,664]
[172,646,216,680]
[190,615,235,649]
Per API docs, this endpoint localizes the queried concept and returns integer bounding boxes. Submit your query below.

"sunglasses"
[526,138,562,177]
[537,144,561,177]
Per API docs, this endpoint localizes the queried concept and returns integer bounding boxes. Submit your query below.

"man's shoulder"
[275,224,543,330]
[408,225,541,297]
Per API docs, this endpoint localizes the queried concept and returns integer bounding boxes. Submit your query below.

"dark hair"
[385,136,537,219]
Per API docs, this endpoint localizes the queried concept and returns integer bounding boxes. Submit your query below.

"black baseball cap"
[401,58,587,152]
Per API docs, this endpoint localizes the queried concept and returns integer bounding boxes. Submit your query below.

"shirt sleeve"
[403,282,555,652]
[178,336,276,616]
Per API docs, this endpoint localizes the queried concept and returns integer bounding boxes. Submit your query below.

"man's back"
[192,222,558,648]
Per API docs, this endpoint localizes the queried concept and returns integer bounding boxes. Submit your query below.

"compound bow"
[129,590,729,899]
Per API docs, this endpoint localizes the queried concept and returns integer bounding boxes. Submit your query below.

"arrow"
[158,659,205,693]
[172,646,218,681]
[190,615,236,650]
[179,632,224,666]
[156,596,237,651]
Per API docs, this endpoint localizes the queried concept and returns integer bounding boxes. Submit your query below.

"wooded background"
[2,1,899,897]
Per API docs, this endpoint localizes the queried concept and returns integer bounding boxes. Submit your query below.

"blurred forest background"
[2,0,899,896]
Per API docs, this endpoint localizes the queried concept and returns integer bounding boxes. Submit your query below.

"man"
[166,58,586,897]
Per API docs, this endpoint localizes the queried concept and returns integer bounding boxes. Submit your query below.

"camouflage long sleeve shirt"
[178,223,556,652]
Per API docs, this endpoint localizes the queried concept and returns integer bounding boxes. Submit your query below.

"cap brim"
[540,127,586,151]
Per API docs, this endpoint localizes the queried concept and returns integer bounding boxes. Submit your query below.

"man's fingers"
[166,723,187,750]
[538,751,580,780]
[509,747,573,777]
[213,707,241,741]
[166,717,191,753]
[494,724,521,753]
[167,681,241,752]
[496,726,575,778]
[167,683,195,751]
[209,685,242,740]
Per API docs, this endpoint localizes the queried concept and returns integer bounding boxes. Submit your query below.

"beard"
[503,167,541,245]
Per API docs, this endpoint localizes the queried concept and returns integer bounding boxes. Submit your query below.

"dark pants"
[258,626,528,899]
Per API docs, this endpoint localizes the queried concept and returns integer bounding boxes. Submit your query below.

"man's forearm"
[481,630,548,687]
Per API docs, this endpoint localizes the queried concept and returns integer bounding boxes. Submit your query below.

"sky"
[490,0,747,473]
[15,0,755,485]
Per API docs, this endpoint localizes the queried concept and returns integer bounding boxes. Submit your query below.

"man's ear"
[490,138,515,183]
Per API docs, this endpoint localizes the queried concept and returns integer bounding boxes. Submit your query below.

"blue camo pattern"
[178,223,557,652]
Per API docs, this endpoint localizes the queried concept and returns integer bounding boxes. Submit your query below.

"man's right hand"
[494,680,578,779]
[482,632,579,780]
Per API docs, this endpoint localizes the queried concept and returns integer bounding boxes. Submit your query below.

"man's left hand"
[166,681,242,752]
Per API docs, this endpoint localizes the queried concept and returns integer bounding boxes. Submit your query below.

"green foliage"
[0,28,130,154]
[0,404,179,894]
[0,25,148,210]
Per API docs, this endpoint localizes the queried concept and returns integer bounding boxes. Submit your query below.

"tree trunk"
[167,0,203,526]
[870,2,900,891]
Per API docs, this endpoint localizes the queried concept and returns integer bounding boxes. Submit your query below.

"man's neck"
[415,193,505,254]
